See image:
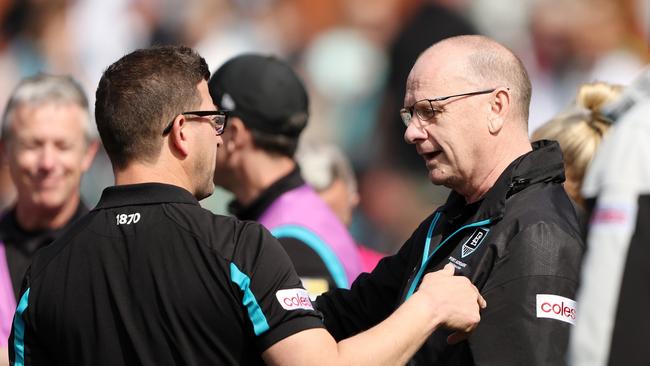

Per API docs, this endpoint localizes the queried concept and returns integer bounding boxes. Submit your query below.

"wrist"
[408,291,443,333]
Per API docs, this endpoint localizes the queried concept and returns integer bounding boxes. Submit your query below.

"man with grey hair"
[316,35,584,365]
[0,74,98,361]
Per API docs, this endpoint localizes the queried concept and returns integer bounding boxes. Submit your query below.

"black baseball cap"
[208,54,309,138]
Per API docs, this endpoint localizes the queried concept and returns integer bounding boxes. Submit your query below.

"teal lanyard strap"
[404,215,492,301]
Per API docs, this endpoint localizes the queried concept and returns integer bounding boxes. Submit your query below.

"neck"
[114,158,195,195]
[15,193,81,231]
[230,153,296,207]
[461,135,532,204]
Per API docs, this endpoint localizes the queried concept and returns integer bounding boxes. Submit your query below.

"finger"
[447,331,470,345]
[478,294,487,309]
[442,263,456,275]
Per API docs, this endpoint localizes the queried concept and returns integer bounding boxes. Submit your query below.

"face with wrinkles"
[403,47,496,192]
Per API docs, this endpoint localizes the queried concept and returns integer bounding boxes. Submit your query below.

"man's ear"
[169,114,190,157]
[487,87,511,134]
[226,117,252,153]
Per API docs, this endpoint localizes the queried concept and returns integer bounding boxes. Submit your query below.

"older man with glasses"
[316,35,584,365]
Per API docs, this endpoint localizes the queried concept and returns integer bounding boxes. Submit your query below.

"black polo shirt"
[0,203,87,299]
[9,183,323,366]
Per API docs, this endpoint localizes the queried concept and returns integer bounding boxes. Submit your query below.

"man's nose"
[404,120,427,144]
[37,144,57,171]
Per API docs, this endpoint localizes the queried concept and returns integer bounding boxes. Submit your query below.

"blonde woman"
[532,82,623,209]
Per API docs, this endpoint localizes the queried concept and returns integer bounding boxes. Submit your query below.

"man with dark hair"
[0,74,99,364]
[8,45,486,366]
[316,35,584,365]
[209,54,363,295]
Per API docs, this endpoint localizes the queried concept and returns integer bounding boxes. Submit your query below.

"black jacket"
[316,140,584,365]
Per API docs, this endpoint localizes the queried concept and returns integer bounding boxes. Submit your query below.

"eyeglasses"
[400,88,498,127]
[162,110,229,136]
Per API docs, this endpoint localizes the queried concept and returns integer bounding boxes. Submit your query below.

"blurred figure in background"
[209,54,363,296]
[0,74,98,365]
[526,0,648,129]
[296,141,385,272]
[532,82,622,228]
[569,67,650,366]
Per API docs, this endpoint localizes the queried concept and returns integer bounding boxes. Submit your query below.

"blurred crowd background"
[0,0,648,254]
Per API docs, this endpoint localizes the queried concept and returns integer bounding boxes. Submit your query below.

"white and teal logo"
[461,227,490,258]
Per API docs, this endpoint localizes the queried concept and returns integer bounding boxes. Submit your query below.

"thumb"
[442,263,456,275]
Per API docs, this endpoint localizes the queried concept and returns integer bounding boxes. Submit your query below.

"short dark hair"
[249,128,303,157]
[95,45,210,169]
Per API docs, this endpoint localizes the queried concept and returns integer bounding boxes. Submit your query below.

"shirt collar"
[94,183,199,210]
[440,140,565,221]
[0,201,88,247]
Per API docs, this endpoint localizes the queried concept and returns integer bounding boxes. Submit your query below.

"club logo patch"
[461,227,490,258]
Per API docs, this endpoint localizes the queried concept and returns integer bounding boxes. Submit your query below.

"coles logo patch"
[276,288,314,311]
[536,294,576,325]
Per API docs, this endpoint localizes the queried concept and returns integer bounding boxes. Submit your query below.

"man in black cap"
[208,54,363,296]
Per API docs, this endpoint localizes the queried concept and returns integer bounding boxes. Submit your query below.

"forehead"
[405,51,470,102]
[10,102,87,139]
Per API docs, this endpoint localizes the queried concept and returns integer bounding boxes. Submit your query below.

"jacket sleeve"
[469,222,584,365]
[315,223,423,341]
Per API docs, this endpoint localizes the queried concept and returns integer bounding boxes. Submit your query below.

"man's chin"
[28,197,69,213]
[429,172,460,190]
[427,171,447,186]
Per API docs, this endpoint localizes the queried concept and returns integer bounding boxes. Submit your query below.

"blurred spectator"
[526,0,648,130]
[569,67,650,366]
[298,0,412,165]
[296,141,385,272]
[0,74,98,365]
[209,54,363,296]
[532,82,623,227]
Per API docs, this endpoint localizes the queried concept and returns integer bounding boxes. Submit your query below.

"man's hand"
[415,264,486,333]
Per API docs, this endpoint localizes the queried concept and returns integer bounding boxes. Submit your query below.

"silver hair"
[1,73,98,142]
[296,141,357,195]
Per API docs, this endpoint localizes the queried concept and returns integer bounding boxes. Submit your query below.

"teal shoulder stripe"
[271,225,349,289]
[13,288,30,366]
[229,263,270,336]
